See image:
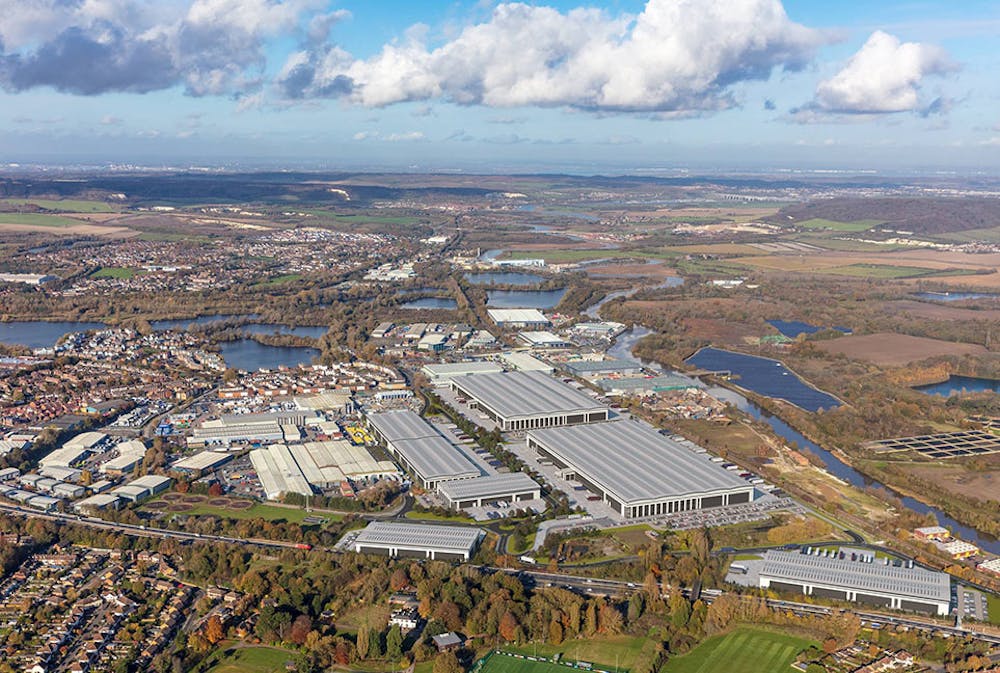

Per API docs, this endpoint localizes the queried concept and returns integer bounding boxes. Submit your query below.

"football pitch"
[479,654,590,673]
[662,628,813,673]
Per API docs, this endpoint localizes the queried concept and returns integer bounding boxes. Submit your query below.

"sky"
[1,0,998,173]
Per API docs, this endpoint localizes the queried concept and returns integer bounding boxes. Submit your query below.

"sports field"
[480,653,581,673]
[662,628,813,673]
[207,646,295,673]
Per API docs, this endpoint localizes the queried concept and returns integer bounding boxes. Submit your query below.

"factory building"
[366,410,480,489]
[450,371,609,431]
[421,361,504,384]
[526,420,753,519]
[487,309,551,328]
[170,451,234,476]
[250,444,313,500]
[109,475,172,503]
[562,359,645,378]
[727,548,951,616]
[437,473,541,510]
[352,521,484,561]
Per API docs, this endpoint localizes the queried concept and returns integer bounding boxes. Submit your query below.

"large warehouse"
[438,473,541,510]
[728,548,951,616]
[351,521,484,561]
[526,420,753,519]
[450,371,609,431]
[366,410,481,489]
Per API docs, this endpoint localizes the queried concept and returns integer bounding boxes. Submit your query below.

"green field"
[988,594,1000,626]
[206,645,296,673]
[480,654,582,673]
[1,198,116,213]
[91,267,137,279]
[662,628,814,673]
[0,212,86,227]
[506,249,674,263]
[795,218,885,232]
[823,263,937,279]
[147,500,340,524]
[499,635,649,671]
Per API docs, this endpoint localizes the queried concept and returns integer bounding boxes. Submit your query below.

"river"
[609,324,1000,554]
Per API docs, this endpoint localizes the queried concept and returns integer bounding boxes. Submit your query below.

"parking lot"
[956,586,990,622]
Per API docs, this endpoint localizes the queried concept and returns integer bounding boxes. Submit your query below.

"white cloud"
[794,31,956,119]
[281,0,826,114]
[353,130,424,141]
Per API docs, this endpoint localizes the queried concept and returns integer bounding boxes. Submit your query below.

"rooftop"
[759,549,951,603]
[487,308,550,324]
[563,359,642,374]
[452,371,606,419]
[367,410,440,443]
[354,521,483,552]
[527,419,749,504]
[437,472,540,500]
[368,410,480,481]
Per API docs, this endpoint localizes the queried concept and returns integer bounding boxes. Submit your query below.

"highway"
[3,501,999,647]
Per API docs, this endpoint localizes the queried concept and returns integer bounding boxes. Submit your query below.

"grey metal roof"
[759,550,951,603]
[452,371,606,420]
[437,472,540,501]
[367,410,441,443]
[527,420,750,505]
[368,410,481,481]
[391,435,481,481]
[563,359,642,374]
[354,521,483,552]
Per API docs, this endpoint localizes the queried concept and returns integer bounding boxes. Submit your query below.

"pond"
[486,288,567,309]
[400,297,458,310]
[767,320,851,338]
[915,375,1000,397]
[0,320,108,349]
[685,347,841,412]
[914,291,999,302]
[464,272,545,286]
[218,340,319,372]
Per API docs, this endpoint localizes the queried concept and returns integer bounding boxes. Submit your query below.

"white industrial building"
[351,521,484,561]
[487,308,551,328]
[109,475,172,503]
[728,548,951,616]
[421,361,504,384]
[526,420,754,519]
[99,439,148,475]
[250,444,313,500]
[499,351,554,373]
[170,451,234,475]
[366,410,481,489]
[437,473,541,510]
[517,332,574,349]
[450,371,609,431]
[40,431,108,468]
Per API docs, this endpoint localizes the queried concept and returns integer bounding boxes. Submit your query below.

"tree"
[499,611,519,642]
[390,567,410,591]
[367,628,383,660]
[289,614,313,645]
[433,651,464,673]
[357,627,370,660]
[203,615,225,645]
[669,593,690,629]
[386,624,404,660]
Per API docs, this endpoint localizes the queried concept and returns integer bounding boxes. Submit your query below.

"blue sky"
[1,0,998,172]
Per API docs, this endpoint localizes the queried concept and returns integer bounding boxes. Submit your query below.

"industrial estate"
[0,169,999,673]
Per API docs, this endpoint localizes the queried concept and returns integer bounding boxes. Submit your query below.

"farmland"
[0,197,118,213]
[795,218,885,232]
[814,333,989,366]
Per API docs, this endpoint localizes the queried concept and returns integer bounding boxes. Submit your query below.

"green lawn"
[662,628,814,673]
[91,267,137,279]
[206,645,296,673]
[823,264,937,279]
[0,198,116,213]
[988,594,1000,626]
[500,635,649,671]
[148,500,340,524]
[480,654,582,673]
[795,218,885,232]
[404,510,476,524]
[0,212,85,227]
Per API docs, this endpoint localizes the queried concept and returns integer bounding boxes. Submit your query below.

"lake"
[486,288,567,309]
[465,272,545,286]
[915,375,1000,397]
[685,347,841,412]
[400,297,458,310]
[0,320,108,349]
[767,320,852,338]
[218,340,319,372]
[914,291,999,302]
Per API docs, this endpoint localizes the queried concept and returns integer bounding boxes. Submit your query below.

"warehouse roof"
[250,444,312,499]
[392,436,481,482]
[527,420,749,504]
[171,451,233,472]
[452,371,606,419]
[487,308,550,324]
[354,521,483,552]
[367,410,440,443]
[421,362,504,378]
[563,359,642,374]
[437,472,540,501]
[759,549,951,603]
